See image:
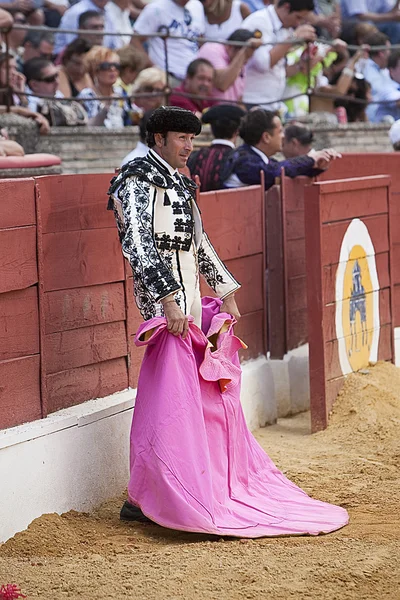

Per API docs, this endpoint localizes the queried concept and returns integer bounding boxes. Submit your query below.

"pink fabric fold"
[127,297,349,537]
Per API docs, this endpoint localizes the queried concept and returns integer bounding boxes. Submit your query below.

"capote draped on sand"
[127,297,349,537]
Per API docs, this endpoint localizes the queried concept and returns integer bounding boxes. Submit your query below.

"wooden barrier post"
[305,175,393,432]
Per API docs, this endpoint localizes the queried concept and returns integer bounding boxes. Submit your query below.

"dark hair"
[228,29,256,43]
[62,38,92,65]
[139,109,155,142]
[0,52,14,105]
[363,31,389,57]
[23,57,52,84]
[78,10,103,28]
[24,29,54,48]
[284,123,313,146]
[210,118,239,139]
[388,49,400,70]
[277,0,314,12]
[186,58,214,78]
[239,109,277,145]
[333,73,371,122]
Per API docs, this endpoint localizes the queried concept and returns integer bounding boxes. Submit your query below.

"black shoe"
[120,500,153,523]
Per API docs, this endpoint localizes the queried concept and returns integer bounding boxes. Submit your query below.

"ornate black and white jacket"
[108,149,240,320]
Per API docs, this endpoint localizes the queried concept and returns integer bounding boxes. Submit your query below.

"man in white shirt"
[55,0,117,55]
[132,0,206,82]
[107,0,133,49]
[242,0,317,109]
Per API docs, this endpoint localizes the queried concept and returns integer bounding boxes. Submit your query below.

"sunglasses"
[40,73,59,83]
[140,85,165,93]
[97,61,120,71]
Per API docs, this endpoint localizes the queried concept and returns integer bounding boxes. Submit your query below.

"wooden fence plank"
[0,287,39,360]
[223,254,264,315]
[45,321,128,374]
[36,174,114,233]
[320,185,389,225]
[0,179,36,229]
[0,227,38,294]
[42,228,125,291]
[46,357,129,413]
[321,214,389,266]
[198,186,263,261]
[0,355,41,429]
[44,283,126,334]
[233,309,265,361]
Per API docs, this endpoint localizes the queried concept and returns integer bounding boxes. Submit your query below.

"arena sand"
[1,361,399,600]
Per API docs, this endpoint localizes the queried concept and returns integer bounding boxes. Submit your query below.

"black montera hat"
[146,106,202,136]
[202,104,246,125]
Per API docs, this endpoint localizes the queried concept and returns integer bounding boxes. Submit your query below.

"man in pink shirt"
[169,58,215,117]
[198,28,261,103]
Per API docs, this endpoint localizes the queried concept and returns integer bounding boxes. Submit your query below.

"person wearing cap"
[188,104,246,191]
[108,106,241,523]
[222,108,341,189]
[197,28,262,103]
[389,119,400,150]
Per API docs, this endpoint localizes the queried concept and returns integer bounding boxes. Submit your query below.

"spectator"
[222,108,341,189]
[116,45,147,97]
[203,0,250,40]
[198,28,261,103]
[115,46,148,124]
[0,52,49,133]
[23,56,61,112]
[241,0,317,110]
[333,72,371,122]
[0,127,24,156]
[131,67,167,113]
[58,38,94,98]
[7,12,27,55]
[78,45,125,127]
[341,0,400,45]
[21,29,54,65]
[78,10,105,47]
[107,0,133,49]
[389,118,400,150]
[309,0,341,39]
[0,0,44,26]
[169,58,215,116]
[188,104,246,191]
[361,30,400,122]
[389,49,400,88]
[282,122,313,158]
[55,0,117,56]
[132,0,206,84]
[121,108,153,165]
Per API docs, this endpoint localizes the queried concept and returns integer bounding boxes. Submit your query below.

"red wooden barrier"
[0,179,41,429]
[305,175,394,432]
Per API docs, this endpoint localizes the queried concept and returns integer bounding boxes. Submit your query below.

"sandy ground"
[1,362,400,600]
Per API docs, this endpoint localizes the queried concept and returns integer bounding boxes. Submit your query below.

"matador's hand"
[220,294,241,322]
[162,297,189,339]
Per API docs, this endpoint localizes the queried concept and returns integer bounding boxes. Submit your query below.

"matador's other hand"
[220,294,241,322]
[162,298,189,339]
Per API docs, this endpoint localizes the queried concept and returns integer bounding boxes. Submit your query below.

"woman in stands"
[58,38,94,99]
[0,52,49,134]
[77,46,125,128]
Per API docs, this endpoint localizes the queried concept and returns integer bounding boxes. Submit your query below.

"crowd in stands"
[0,1,400,177]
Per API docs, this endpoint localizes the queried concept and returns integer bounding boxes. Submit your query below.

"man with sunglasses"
[23,56,61,113]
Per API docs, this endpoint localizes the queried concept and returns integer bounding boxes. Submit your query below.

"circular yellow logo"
[335,220,380,375]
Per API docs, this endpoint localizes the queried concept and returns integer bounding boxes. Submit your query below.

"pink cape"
[127,297,349,537]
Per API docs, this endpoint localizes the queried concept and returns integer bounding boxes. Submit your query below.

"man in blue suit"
[222,109,341,190]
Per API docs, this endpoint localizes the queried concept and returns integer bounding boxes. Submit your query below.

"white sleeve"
[133,3,161,36]
[242,13,275,74]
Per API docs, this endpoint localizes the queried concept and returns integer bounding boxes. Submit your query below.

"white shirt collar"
[267,5,284,33]
[250,145,270,164]
[149,148,179,176]
[211,139,235,148]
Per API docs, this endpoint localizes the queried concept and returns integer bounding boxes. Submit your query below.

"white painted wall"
[0,352,310,543]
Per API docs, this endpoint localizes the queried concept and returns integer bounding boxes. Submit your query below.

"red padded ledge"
[0,153,61,169]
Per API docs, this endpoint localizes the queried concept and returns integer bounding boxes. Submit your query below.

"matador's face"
[155,131,195,169]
